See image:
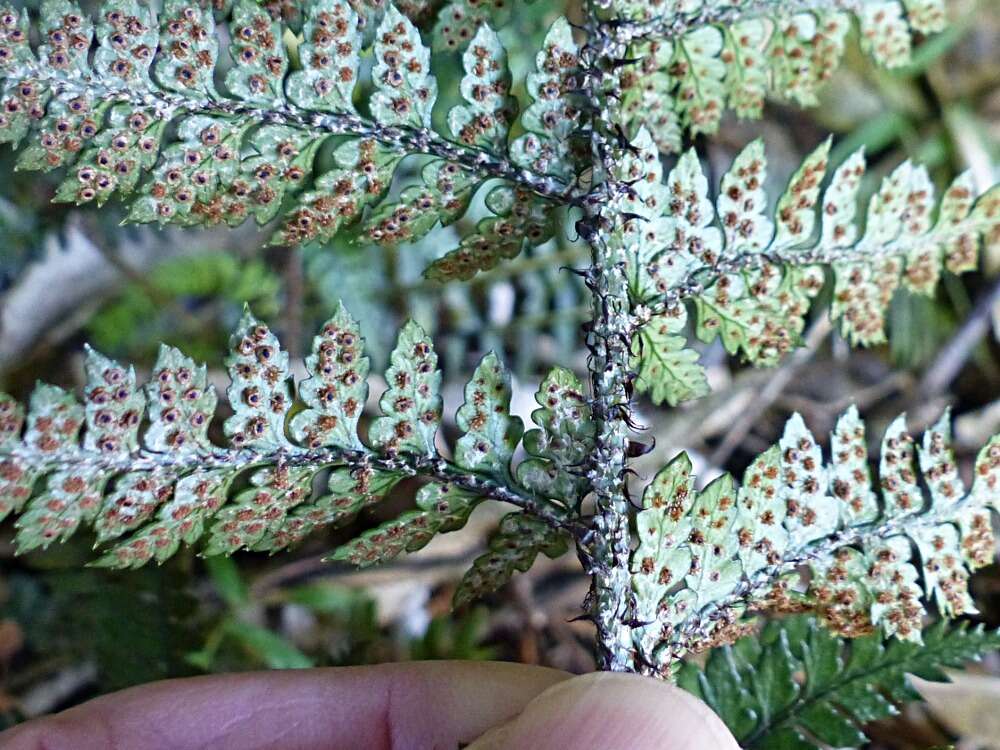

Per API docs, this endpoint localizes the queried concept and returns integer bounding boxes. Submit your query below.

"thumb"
[466,671,740,750]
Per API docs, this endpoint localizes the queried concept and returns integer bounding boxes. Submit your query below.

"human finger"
[0,660,569,750]
[467,671,741,750]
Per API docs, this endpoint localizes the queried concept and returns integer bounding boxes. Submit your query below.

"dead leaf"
[913,670,1000,749]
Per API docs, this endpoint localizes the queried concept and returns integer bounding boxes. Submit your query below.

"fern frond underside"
[0,304,575,609]
[0,0,577,281]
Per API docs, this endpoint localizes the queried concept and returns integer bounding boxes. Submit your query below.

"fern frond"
[0,303,581,589]
[431,0,512,52]
[621,132,1000,406]
[613,0,949,152]
[453,511,570,607]
[0,0,578,278]
[677,615,1000,749]
[629,406,1000,673]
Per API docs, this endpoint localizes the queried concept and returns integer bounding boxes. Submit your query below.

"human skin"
[0,661,740,749]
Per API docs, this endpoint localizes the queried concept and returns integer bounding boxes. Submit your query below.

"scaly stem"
[585,248,636,672]
[581,5,636,672]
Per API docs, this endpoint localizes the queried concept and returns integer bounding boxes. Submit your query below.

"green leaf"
[821,147,866,249]
[620,40,681,155]
[94,0,157,88]
[223,307,293,450]
[878,413,922,517]
[683,472,742,609]
[0,393,23,452]
[0,8,34,83]
[369,320,442,456]
[155,0,218,96]
[143,345,217,454]
[453,513,568,607]
[617,1,936,153]
[204,554,249,608]
[516,367,594,501]
[829,406,879,526]
[281,582,369,615]
[129,115,252,226]
[667,146,830,364]
[867,535,924,642]
[204,464,316,555]
[718,139,772,253]
[432,0,510,52]
[364,158,479,245]
[639,143,1000,371]
[226,0,287,105]
[222,620,314,669]
[901,166,941,294]
[904,0,947,33]
[633,306,708,407]
[93,469,231,567]
[779,414,838,548]
[455,353,523,478]
[721,20,768,118]
[858,2,913,67]
[290,302,369,451]
[76,348,146,542]
[370,5,437,128]
[55,106,166,206]
[510,17,580,181]
[937,172,980,274]
[286,0,360,113]
[686,616,1000,750]
[449,24,515,152]
[329,482,477,566]
[423,186,555,282]
[219,125,324,226]
[256,467,401,553]
[671,26,725,137]
[9,0,95,171]
[770,12,850,108]
[276,139,401,245]
[0,0,569,272]
[832,161,912,345]
[651,149,722,290]
[694,263,823,366]
[3,385,82,527]
[631,452,696,661]
[14,463,101,552]
[772,139,830,250]
[735,446,788,575]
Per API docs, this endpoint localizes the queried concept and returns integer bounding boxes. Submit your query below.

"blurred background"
[0,0,999,746]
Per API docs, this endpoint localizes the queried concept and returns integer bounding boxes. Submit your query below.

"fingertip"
[467,671,740,750]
